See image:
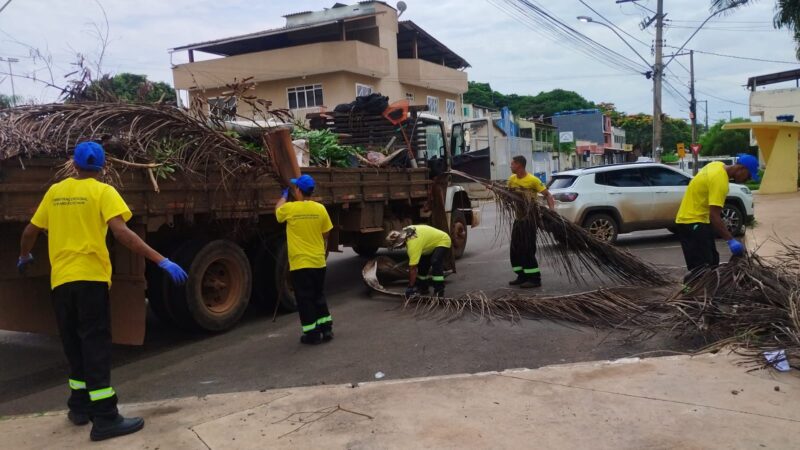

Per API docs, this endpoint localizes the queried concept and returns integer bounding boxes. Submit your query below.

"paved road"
[0,203,730,416]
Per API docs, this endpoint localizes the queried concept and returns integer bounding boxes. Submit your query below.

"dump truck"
[0,107,478,345]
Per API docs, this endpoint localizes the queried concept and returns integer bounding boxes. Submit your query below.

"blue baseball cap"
[73,141,106,172]
[290,174,316,194]
[736,153,760,182]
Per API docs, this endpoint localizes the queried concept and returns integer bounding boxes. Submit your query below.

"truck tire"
[450,209,468,259]
[167,240,252,332]
[722,202,746,237]
[582,213,619,244]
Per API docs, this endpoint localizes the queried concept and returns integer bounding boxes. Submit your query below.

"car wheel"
[582,213,619,243]
[722,203,745,237]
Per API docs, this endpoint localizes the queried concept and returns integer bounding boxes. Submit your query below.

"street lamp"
[576,16,652,69]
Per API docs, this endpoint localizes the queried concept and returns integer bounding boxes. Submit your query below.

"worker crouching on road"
[276,174,334,345]
[17,142,188,442]
[387,225,452,298]
[674,153,759,281]
[507,155,555,288]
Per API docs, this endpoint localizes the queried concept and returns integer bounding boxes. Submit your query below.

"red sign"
[690,144,702,155]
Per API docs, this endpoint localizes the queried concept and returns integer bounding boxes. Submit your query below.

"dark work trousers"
[417,246,448,294]
[510,219,541,282]
[677,223,720,281]
[51,281,118,419]
[290,268,332,335]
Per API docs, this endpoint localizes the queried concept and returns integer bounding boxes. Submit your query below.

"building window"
[356,83,374,97]
[208,97,237,121]
[427,96,439,114]
[406,93,415,102]
[288,84,324,109]
[446,99,457,117]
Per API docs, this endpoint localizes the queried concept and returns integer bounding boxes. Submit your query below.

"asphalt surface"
[0,203,732,417]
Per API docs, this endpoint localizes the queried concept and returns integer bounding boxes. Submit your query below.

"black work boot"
[416,282,431,296]
[300,329,323,345]
[90,415,144,442]
[67,410,90,426]
[519,277,542,289]
[508,274,525,286]
[319,324,334,342]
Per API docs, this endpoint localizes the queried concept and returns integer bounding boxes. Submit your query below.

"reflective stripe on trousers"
[89,387,116,402]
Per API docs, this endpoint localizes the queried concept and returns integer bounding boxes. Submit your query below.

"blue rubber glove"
[727,239,745,256]
[281,188,289,199]
[17,253,34,275]
[405,286,418,298]
[159,258,188,285]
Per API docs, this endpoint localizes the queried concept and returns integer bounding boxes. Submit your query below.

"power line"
[577,0,652,49]
[666,46,799,65]
[488,0,650,76]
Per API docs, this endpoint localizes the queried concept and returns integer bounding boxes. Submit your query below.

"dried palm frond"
[657,255,800,364]
[450,170,670,286]
[401,286,665,327]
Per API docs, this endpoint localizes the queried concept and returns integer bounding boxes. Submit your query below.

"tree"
[712,0,800,58]
[597,102,624,126]
[76,73,177,103]
[617,113,691,156]
[0,94,21,108]
[463,82,595,118]
[698,118,756,156]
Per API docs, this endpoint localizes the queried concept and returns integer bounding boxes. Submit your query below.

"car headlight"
[740,186,751,195]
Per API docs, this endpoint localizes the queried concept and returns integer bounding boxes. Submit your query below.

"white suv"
[547,163,755,243]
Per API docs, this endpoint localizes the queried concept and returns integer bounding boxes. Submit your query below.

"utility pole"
[0,57,19,106]
[689,50,699,174]
[652,0,664,160]
[719,110,733,122]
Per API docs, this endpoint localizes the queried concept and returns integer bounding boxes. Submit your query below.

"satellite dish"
[397,1,407,17]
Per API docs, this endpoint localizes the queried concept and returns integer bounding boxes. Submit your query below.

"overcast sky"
[1,0,797,123]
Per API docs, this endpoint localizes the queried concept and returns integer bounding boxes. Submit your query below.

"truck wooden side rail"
[0,157,431,344]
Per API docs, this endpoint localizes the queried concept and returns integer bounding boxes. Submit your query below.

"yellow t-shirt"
[405,225,452,266]
[30,178,132,289]
[676,161,729,224]
[508,173,546,193]
[276,200,333,271]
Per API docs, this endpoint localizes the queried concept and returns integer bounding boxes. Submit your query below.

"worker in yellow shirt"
[276,174,334,345]
[17,142,187,442]
[507,155,555,288]
[387,224,452,298]
[675,154,759,280]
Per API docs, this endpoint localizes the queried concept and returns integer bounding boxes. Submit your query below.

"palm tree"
[712,0,800,58]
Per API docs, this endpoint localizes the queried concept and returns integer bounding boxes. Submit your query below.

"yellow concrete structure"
[724,122,800,194]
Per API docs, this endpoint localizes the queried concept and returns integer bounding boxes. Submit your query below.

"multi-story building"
[551,109,630,165]
[748,69,800,122]
[170,1,469,124]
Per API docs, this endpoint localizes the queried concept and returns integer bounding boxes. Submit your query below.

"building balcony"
[398,58,468,94]
[173,40,390,90]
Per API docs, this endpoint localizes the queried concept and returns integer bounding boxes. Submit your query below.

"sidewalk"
[2,353,798,449]
[745,191,800,258]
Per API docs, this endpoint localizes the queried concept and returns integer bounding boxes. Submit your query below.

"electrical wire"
[577,0,652,49]
[664,45,799,65]
[488,0,650,76]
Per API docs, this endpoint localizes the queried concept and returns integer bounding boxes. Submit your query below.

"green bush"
[291,129,364,168]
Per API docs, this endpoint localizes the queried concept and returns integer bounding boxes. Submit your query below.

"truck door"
[449,120,492,180]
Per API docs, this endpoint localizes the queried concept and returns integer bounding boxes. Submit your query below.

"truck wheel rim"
[589,219,614,241]
[201,259,243,314]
